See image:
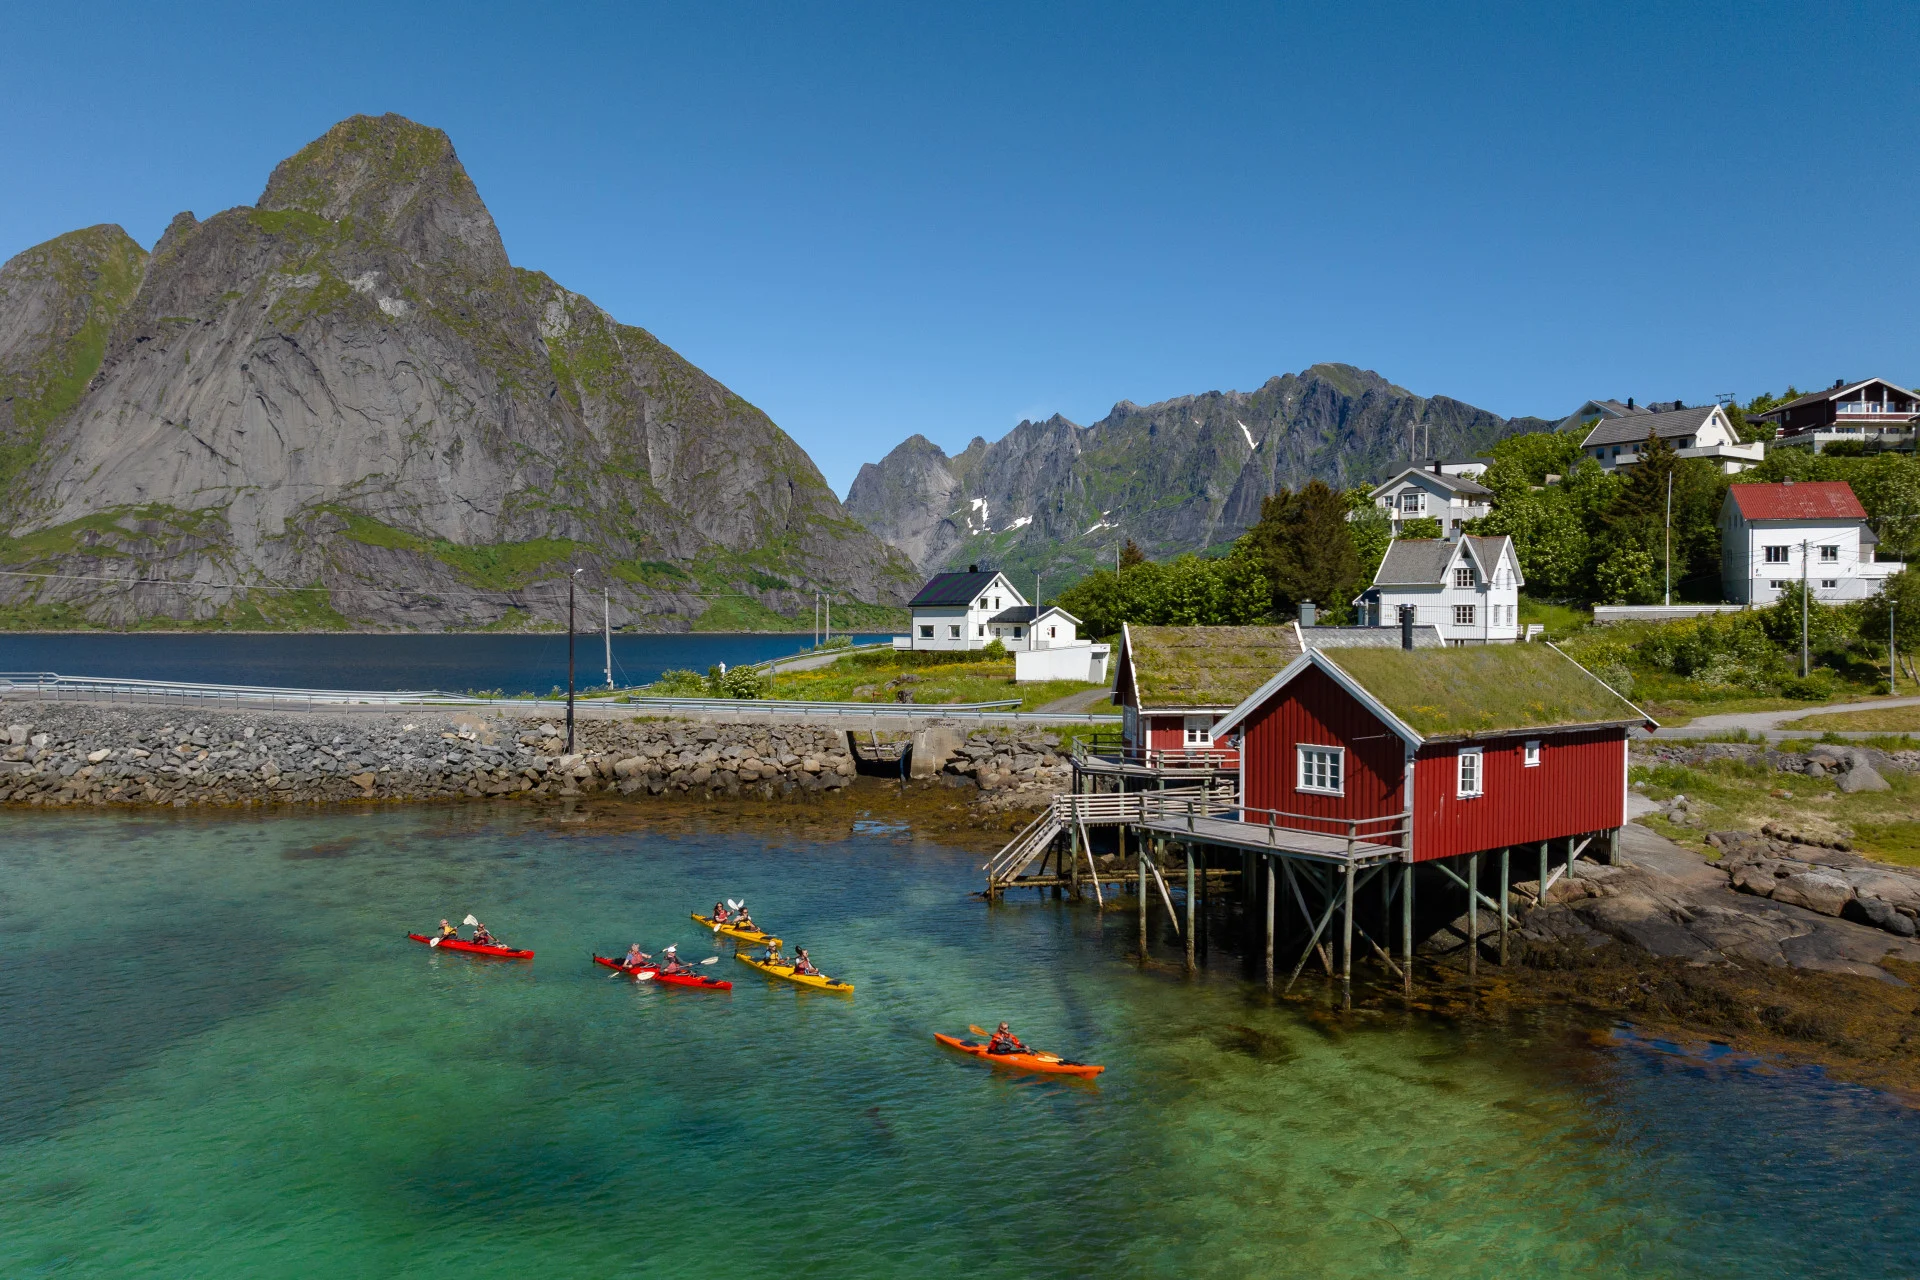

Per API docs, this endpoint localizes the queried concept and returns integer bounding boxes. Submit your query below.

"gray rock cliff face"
[845,363,1546,581]
[0,114,915,629]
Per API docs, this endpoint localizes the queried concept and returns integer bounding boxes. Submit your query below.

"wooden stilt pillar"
[1264,855,1276,991]
[1498,846,1510,965]
[1341,859,1355,1010]
[1538,840,1548,905]
[1184,845,1196,972]
[1466,852,1479,977]
[1401,860,1413,995]
[1138,845,1148,959]
[1198,847,1209,965]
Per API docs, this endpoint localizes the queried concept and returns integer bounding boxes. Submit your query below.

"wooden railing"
[1142,793,1411,852]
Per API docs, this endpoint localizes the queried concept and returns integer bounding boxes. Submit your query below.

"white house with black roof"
[1351,535,1524,644]
[1578,403,1763,474]
[1368,465,1495,540]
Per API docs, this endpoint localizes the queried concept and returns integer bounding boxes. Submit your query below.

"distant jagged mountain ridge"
[0,113,917,631]
[844,364,1549,583]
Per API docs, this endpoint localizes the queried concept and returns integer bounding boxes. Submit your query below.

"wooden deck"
[1137,810,1403,865]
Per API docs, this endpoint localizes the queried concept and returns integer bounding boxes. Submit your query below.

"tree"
[1861,568,1920,683]
[1468,487,1588,598]
[1242,480,1364,621]
[1397,516,1443,539]
[1120,539,1146,569]
[1342,487,1393,585]
[1053,552,1270,638]
[1485,430,1582,489]
[1593,545,1659,604]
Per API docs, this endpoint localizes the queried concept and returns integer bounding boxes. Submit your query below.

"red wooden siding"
[1410,729,1625,861]
[1239,666,1406,843]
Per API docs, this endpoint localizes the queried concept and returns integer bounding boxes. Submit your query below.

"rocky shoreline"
[0,701,1071,810]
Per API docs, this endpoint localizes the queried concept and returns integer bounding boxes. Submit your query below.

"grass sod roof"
[1320,644,1647,740]
[1126,624,1304,709]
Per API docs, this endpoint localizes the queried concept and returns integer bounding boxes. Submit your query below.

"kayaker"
[987,1023,1028,1056]
[621,944,651,970]
[758,941,784,966]
[660,944,691,975]
[790,948,819,976]
[471,921,495,946]
[437,919,458,940]
[712,901,731,925]
[734,907,756,932]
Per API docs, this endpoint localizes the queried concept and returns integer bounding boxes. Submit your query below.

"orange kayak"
[934,1032,1104,1077]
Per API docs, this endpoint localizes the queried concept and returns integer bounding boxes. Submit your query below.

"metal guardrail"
[0,672,483,706]
[0,672,1123,723]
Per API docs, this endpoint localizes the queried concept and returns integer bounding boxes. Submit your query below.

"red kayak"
[407,932,534,959]
[592,954,732,991]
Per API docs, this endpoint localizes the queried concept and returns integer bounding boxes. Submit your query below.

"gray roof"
[910,569,1002,607]
[1580,404,1718,449]
[988,604,1080,625]
[1370,538,1457,586]
[1300,625,1445,649]
[1371,467,1494,499]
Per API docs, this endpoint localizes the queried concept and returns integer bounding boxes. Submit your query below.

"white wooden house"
[1579,404,1763,474]
[1719,481,1896,604]
[895,564,1108,680]
[1368,466,1495,540]
[1351,535,1524,644]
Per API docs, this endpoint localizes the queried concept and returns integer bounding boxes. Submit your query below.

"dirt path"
[1652,695,1920,740]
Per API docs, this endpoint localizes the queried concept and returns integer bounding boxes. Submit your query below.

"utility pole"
[1663,470,1673,607]
[603,587,613,690]
[567,568,583,752]
[823,595,830,644]
[1892,598,1899,696]
[1800,539,1810,679]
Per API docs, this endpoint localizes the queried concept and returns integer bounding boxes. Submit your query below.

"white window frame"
[947,624,962,639]
[919,624,934,638]
[1821,579,1837,590]
[1457,747,1483,797]
[1764,545,1790,564]
[1454,566,1475,588]
[1296,745,1345,796]
[1819,545,1839,562]
[1523,739,1540,768]
[1454,604,1476,627]
[1183,716,1213,747]
[1399,491,1425,513]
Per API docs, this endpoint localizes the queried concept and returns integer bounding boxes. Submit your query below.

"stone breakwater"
[0,701,1073,809]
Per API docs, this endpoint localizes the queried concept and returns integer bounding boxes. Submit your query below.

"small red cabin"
[1113,623,1306,769]
[1210,644,1648,861]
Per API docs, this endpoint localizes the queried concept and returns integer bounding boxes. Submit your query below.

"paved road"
[1651,694,1920,741]
[1032,686,1116,714]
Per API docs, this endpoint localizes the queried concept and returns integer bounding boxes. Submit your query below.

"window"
[1400,492,1424,513]
[1454,566,1476,588]
[994,596,1002,608]
[919,624,934,639]
[977,624,985,637]
[1822,579,1838,590]
[1457,748,1483,797]
[948,624,962,639]
[1524,740,1540,768]
[1454,604,1476,626]
[1048,626,1057,638]
[1820,545,1839,562]
[1297,745,1344,795]
[1013,626,1024,639]
[1769,580,1789,591]
[1184,716,1213,747]
[1764,546,1790,564]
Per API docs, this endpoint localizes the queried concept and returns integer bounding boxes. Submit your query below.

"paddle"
[969,1024,1044,1056]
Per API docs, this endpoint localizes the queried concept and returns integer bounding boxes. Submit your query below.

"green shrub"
[709,664,767,699]
[645,668,707,697]
[981,638,1008,659]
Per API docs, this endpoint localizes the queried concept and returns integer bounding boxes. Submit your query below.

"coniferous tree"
[1243,480,1364,621]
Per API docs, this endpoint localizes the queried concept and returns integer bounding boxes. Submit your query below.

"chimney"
[1430,459,1442,474]
[1834,378,1846,389]
[1299,600,1317,628]
[968,563,978,573]
[1627,397,1635,409]
[1673,399,1683,410]
[1400,605,1414,650]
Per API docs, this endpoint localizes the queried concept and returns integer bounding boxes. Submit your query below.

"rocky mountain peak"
[258,113,506,272]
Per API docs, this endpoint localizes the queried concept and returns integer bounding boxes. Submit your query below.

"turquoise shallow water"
[2,806,1917,1278]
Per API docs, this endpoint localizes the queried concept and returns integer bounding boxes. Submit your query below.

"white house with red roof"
[1720,481,1896,604]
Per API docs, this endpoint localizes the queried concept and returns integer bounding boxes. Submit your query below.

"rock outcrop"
[0,114,917,630]
[844,363,1549,580]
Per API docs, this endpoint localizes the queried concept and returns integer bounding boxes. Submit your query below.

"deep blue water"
[0,632,890,694]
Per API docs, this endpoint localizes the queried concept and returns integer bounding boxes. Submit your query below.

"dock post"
[1264,855,1275,991]
[1466,853,1479,977]
[1184,846,1196,973]
[1498,846,1510,965]
[1341,859,1355,1010]
[1138,844,1148,959]
[1401,861,1413,996]
[1539,840,1548,905]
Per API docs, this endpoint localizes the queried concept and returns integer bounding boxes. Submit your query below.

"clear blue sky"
[5,1,1915,494]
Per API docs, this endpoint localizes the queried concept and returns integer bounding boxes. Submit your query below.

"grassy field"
[1632,753,1920,867]
[1795,704,1920,733]
[764,653,1111,712]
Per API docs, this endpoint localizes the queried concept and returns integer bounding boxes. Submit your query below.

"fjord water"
[3,809,1915,1278]
[0,632,892,693]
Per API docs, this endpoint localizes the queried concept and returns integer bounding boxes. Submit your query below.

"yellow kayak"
[735,952,853,993]
[692,913,782,946]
